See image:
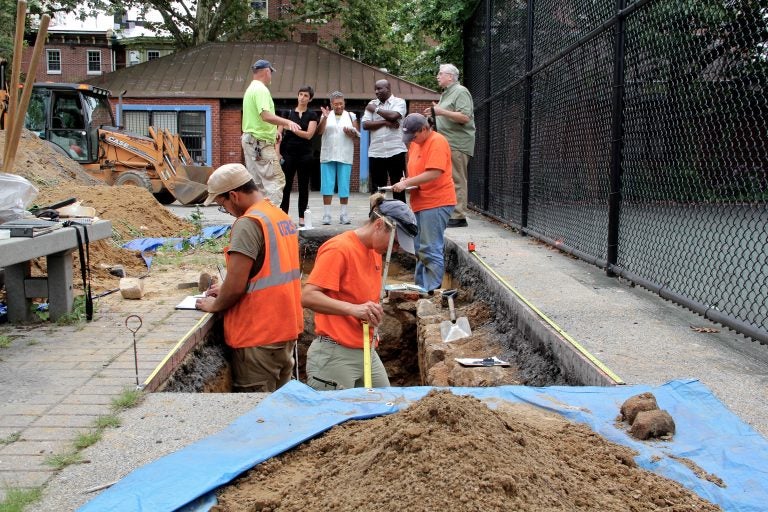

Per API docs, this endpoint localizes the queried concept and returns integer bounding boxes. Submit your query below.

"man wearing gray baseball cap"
[241,59,301,206]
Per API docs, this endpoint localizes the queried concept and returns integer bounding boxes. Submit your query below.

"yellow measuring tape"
[470,249,624,385]
[362,321,372,388]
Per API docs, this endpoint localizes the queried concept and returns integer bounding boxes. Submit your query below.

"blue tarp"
[79,379,768,512]
[121,225,230,267]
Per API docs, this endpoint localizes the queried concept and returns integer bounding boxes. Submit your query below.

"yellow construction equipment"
[1,60,211,205]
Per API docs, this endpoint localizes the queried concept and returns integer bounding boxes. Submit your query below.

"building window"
[249,0,267,20]
[123,109,208,164]
[147,50,160,61]
[46,49,61,74]
[87,50,101,75]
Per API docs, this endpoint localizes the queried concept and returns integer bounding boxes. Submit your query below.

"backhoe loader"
[1,59,212,205]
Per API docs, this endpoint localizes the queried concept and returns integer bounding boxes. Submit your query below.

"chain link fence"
[464,0,767,344]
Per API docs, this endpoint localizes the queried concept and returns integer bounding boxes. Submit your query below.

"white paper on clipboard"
[175,294,206,310]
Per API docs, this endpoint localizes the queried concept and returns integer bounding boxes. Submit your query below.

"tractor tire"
[114,171,152,192]
[153,190,177,205]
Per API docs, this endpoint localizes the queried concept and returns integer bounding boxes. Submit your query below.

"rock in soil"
[630,409,676,440]
[621,392,660,424]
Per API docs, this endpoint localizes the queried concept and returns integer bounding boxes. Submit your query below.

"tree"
[15,0,480,87]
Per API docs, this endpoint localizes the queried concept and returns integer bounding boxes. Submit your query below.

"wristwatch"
[375,106,381,115]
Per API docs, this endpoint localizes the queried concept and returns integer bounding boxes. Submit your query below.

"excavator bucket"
[147,127,213,205]
[167,164,212,205]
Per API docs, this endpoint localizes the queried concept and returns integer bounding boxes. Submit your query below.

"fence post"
[520,0,535,230]
[607,0,627,276]
[482,0,493,211]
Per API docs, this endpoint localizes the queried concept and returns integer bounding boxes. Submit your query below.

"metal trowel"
[440,289,472,342]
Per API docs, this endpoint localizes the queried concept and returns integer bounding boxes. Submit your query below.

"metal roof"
[86,42,440,101]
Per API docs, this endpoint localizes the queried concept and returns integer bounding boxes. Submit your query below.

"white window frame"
[147,50,161,61]
[46,49,62,74]
[87,50,102,75]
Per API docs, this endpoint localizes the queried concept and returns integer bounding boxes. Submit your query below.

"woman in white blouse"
[317,91,360,225]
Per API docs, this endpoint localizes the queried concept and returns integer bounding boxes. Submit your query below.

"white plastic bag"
[0,173,39,223]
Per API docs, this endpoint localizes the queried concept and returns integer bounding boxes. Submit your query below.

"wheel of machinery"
[114,171,152,192]
[153,190,177,205]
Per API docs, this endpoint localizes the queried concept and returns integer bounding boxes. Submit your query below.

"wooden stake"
[3,13,49,173]
[2,0,27,168]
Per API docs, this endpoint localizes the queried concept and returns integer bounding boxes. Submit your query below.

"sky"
[48,7,167,37]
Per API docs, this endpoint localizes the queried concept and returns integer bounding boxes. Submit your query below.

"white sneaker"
[321,214,331,225]
[340,213,351,225]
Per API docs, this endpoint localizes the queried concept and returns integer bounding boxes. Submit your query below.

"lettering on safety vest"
[277,219,297,236]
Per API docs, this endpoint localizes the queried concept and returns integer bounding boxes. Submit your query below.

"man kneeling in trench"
[302,194,417,390]
[196,163,303,392]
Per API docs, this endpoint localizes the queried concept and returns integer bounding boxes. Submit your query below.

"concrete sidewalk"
[2,190,767,507]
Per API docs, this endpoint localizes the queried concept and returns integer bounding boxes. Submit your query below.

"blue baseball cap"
[252,59,276,72]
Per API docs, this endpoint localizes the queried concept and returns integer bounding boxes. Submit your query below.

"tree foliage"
[5,0,480,87]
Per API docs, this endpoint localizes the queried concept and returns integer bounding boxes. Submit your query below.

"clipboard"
[175,294,206,310]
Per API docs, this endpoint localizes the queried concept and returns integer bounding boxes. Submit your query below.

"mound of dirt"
[213,390,720,511]
[35,185,194,241]
[0,129,100,186]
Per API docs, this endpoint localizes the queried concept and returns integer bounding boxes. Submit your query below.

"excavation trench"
[156,230,615,393]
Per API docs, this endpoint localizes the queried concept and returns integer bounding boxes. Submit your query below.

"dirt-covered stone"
[621,392,660,424]
[630,409,676,440]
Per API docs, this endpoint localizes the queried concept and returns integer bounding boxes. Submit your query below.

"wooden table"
[0,220,112,322]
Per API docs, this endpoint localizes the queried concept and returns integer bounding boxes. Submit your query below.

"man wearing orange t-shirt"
[302,196,417,390]
[393,113,456,293]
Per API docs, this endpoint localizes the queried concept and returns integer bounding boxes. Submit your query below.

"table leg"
[5,261,33,323]
[47,250,74,321]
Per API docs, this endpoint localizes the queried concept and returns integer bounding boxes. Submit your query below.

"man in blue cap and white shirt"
[242,59,301,205]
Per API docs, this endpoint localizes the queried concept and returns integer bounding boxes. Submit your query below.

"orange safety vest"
[223,200,303,348]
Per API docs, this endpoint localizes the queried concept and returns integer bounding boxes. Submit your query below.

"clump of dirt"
[213,390,720,511]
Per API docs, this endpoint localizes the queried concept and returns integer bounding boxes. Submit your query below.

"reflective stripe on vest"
[244,209,300,292]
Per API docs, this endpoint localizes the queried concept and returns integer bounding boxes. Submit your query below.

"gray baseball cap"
[378,199,418,254]
[402,113,428,145]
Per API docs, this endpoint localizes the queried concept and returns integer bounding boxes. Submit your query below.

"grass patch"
[73,430,102,450]
[44,451,83,470]
[56,295,96,325]
[0,486,42,512]
[93,414,121,429]
[0,335,11,349]
[111,388,143,411]
[0,432,20,445]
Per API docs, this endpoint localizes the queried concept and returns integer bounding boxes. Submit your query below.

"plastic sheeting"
[121,225,230,267]
[79,379,768,512]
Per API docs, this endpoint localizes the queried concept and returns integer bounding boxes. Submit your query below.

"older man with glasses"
[196,163,303,393]
[425,63,476,228]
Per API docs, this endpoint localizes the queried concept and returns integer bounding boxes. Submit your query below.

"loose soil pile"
[213,390,720,511]
[2,129,195,293]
